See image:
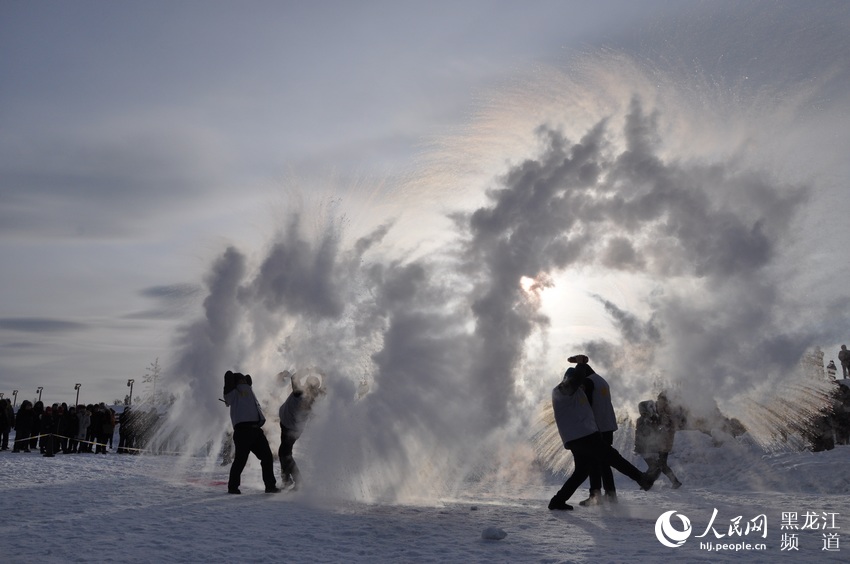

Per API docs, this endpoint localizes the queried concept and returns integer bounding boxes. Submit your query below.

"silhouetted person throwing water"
[839,345,850,378]
[548,368,652,511]
[634,399,682,488]
[567,354,621,505]
[223,371,279,494]
[278,370,325,490]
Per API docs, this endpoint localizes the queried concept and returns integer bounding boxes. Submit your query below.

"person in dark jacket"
[76,405,91,453]
[277,370,325,489]
[89,404,102,453]
[99,405,115,453]
[64,405,78,453]
[41,406,57,457]
[13,400,35,452]
[90,404,111,454]
[839,345,850,378]
[223,371,279,494]
[53,403,69,454]
[83,404,97,453]
[0,398,10,450]
[654,393,684,481]
[31,401,44,451]
[634,399,681,488]
[118,407,135,454]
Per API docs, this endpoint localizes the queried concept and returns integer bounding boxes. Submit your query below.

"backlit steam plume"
[155,5,850,501]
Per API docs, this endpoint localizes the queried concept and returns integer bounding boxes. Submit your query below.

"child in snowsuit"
[634,399,682,488]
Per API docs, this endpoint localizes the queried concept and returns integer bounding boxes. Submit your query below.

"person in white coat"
[223,371,279,495]
[548,367,653,511]
[548,367,601,510]
[569,355,623,505]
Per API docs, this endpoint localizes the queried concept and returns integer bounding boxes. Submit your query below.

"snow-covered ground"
[2,430,847,563]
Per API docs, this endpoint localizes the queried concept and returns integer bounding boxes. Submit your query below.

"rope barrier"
[7,433,187,456]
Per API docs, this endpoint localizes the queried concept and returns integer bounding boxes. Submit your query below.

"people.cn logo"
[655,510,693,548]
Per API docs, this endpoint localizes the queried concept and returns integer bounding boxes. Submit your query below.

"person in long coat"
[13,400,35,452]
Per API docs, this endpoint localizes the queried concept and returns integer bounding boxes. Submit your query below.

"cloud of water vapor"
[158,5,850,499]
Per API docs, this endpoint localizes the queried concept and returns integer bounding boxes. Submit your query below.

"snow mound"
[481,527,507,540]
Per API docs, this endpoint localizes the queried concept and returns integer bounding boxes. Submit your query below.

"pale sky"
[2,1,849,408]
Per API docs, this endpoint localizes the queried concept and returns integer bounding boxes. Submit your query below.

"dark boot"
[548,495,573,510]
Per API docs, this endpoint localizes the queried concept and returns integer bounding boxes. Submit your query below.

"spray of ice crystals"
[156,9,850,499]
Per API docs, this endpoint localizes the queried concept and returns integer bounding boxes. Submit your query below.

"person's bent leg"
[604,445,642,482]
[604,444,653,489]
[643,454,662,482]
[659,452,682,487]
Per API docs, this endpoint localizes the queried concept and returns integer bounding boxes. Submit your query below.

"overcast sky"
[1,1,848,409]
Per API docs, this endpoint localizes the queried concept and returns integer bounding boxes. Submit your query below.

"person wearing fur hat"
[223,371,279,494]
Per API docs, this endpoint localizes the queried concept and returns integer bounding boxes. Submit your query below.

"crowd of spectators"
[0,399,164,456]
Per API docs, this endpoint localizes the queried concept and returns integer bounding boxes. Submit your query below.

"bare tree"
[143,358,162,404]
